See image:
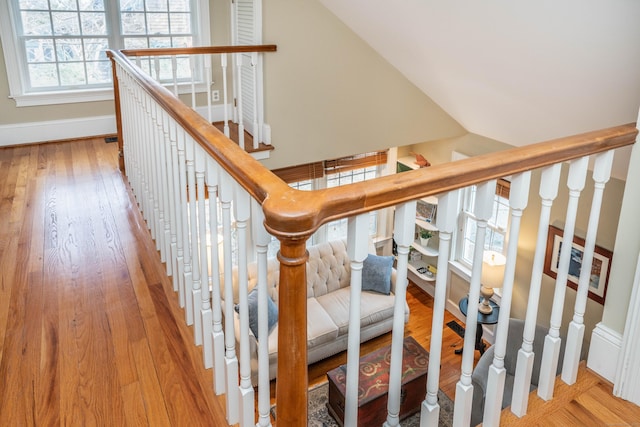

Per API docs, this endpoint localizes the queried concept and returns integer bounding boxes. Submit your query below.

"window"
[458,179,511,267]
[0,0,210,105]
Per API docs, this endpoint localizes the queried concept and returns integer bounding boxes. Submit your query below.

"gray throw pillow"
[235,288,278,340]
[362,254,394,295]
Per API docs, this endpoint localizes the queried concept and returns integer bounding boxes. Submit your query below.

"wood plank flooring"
[1,137,638,426]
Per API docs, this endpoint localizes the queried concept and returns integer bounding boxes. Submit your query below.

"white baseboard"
[0,115,116,147]
[588,322,622,382]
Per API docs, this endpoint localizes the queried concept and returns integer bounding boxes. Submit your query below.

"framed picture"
[543,225,613,305]
[416,199,437,223]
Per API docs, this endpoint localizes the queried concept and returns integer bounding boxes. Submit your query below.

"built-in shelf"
[411,240,438,257]
[407,259,436,282]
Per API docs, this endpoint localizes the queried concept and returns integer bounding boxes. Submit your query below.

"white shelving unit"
[397,156,440,287]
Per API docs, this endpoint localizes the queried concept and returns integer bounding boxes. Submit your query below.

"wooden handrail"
[108,46,638,427]
[120,44,278,57]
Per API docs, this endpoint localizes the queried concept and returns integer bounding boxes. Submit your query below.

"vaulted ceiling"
[318,0,640,150]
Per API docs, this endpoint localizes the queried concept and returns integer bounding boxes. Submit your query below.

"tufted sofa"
[226,239,410,384]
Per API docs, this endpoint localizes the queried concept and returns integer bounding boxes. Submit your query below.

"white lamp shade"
[481,250,506,289]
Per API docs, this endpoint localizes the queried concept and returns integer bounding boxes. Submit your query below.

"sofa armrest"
[471,345,495,426]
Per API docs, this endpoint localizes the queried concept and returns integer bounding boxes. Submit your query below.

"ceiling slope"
[317,0,640,149]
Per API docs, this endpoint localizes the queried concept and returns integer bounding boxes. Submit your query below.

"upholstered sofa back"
[226,239,354,305]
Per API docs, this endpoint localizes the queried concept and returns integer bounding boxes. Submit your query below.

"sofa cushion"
[306,240,351,298]
[316,287,396,335]
[362,254,394,295]
[265,297,339,356]
[235,288,278,340]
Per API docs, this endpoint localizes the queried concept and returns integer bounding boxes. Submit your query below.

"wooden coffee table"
[326,336,429,426]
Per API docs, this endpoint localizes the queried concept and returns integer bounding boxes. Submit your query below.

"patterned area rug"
[304,381,454,427]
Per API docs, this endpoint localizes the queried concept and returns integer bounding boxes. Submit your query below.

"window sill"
[11,88,115,107]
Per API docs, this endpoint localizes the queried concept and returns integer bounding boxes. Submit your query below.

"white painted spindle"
[235,53,245,149]
[196,146,213,364]
[384,201,415,427]
[221,54,230,138]
[344,214,369,427]
[538,156,589,400]
[453,180,496,427]
[251,200,272,427]
[482,172,531,427]
[177,128,194,326]
[188,137,204,345]
[207,158,226,393]
[421,190,458,426]
[221,171,239,425]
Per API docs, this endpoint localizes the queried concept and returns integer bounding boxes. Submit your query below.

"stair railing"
[108,47,638,427]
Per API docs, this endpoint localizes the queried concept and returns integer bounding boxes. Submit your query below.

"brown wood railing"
[108,46,638,427]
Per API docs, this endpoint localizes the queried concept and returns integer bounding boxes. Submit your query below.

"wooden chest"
[326,336,429,426]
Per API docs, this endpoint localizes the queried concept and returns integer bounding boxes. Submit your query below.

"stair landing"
[212,121,273,158]
[498,363,640,426]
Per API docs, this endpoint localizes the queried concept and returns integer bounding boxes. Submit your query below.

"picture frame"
[416,199,437,223]
[543,225,613,305]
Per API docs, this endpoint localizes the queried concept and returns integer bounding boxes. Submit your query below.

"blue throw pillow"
[362,254,394,295]
[235,287,278,340]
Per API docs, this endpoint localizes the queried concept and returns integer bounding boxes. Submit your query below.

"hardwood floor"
[1,138,638,426]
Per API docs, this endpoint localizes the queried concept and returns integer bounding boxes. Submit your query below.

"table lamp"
[479,250,506,314]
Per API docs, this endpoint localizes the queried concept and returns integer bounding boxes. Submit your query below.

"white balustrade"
[112,53,631,427]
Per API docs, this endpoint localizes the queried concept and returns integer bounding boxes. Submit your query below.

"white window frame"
[0,0,210,107]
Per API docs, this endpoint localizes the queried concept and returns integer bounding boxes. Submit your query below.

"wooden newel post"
[276,237,309,427]
[107,51,125,173]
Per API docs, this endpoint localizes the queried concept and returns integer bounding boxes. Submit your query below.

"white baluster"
[538,156,589,400]
[384,201,416,427]
[174,128,187,309]
[188,136,203,344]
[172,55,178,95]
[235,53,245,149]
[206,158,226,393]
[221,54,230,138]
[178,129,194,326]
[153,103,166,257]
[453,180,496,427]
[196,145,213,363]
[482,172,531,426]
[251,200,272,427]
[160,111,173,273]
[168,118,180,292]
[190,55,196,110]
[205,54,213,124]
[251,52,259,149]
[234,183,255,427]
[344,214,369,427]
[511,164,561,416]
[221,171,239,425]
[421,190,458,426]
[562,151,614,384]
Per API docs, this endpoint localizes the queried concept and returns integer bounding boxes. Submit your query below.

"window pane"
[148,36,171,48]
[56,38,84,61]
[79,0,105,11]
[21,12,52,35]
[59,62,86,85]
[169,0,190,12]
[52,12,81,35]
[25,39,55,62]
[84,38,108,60]
[19,0,49,9]
[146,0,167,12]
[86,60,110,83]
[170,13,191,34]
[147,13,169,34]
[123,37,148,49]
[50,0,77,11]
[121,12,146,34]
[172,36,192,48]
[80,12,106,35]
[120,0,144,12]
[28,63,58,86]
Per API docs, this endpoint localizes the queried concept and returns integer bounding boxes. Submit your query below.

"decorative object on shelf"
[416,199,437,223]
[479,250,506,314]
[409,248,422,262]
[410,152,431,168]
[543,225,613,305]
[419,229,433,247]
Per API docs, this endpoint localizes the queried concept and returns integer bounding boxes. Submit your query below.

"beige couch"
[226,239,410,383]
